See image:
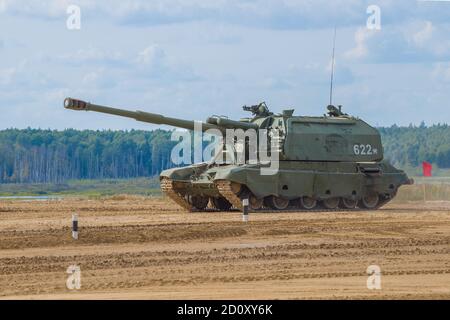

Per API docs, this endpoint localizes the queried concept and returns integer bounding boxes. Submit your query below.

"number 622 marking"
[353,144,373,155]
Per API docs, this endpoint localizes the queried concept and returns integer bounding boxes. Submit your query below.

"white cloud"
[0,0,424,30]
[0,0,95,19]
[82,71,99,84]
[0,67,16,85]
[132,44,200,82]
[0,60,28,85]
[79,69,116,89]
[412,21,433,47]
[57,48,125,65]
[137,45,165,66]
[431,63,450,82]
[345,28,375,59]
[345,20,450,63]
[0,0,449,33]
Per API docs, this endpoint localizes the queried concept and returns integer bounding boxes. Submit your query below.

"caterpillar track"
[243,200,392,213]
[215,180,392,213]
[215,180,243,210]
[162,178,393,213]
[160,177,194,211]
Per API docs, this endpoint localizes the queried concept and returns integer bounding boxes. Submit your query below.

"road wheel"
[211,197,232,211]
[266,196,289,210]
[188,195,209,210]
[340,198,358,209]
[359,192,380,209]
[299,196,317,210]
[322,197,340,209]
[249,194,263,210]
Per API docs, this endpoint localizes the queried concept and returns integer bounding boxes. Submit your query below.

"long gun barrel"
[64,98,220,132]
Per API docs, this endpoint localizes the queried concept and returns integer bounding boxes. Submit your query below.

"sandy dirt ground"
[0,197,449,300]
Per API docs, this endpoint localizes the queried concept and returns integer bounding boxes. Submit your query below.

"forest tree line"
[0,124,449,183]
[0,129,176,183]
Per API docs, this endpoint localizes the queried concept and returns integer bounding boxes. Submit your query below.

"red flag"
[422,161,432,177]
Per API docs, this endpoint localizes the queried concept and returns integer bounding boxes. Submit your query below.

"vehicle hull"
[160,160,412,211]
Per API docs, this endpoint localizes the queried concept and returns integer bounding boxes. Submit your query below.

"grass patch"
[0,177,161,197]
[395,183,450,202]
[1,176,449,201]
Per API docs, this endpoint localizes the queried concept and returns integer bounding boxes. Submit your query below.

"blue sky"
[0,0,450,130]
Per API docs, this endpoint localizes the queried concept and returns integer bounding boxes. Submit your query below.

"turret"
[64,98,384,163]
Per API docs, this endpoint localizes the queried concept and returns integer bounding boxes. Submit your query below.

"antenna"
[329,26,337,106]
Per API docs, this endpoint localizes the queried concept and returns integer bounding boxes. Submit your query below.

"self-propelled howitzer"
[64,98,413,212]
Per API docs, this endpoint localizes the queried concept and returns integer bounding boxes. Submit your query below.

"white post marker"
[72,213,78,240]
[242,198,249,222]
